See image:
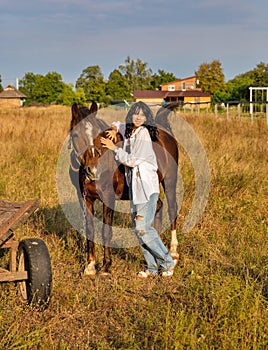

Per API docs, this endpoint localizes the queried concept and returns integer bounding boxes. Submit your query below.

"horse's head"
[70,102,121,182]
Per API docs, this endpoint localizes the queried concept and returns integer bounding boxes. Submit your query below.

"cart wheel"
[18,238,52,308]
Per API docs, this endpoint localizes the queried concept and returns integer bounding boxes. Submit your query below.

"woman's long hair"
[125,102,158,141]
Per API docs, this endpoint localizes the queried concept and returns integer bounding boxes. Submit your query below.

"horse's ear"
[72,103,79,120]
[89,101,98,115]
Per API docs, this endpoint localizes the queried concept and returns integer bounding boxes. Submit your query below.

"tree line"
[1,57,268,106]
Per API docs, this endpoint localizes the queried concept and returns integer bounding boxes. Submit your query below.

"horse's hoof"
[84,267,96,277]
[99,271,111,277]
[84,272,96,278]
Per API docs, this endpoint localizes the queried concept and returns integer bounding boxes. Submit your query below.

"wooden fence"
[179,101,268,126]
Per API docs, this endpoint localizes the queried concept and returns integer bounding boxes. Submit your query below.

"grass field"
[0,105,267,349]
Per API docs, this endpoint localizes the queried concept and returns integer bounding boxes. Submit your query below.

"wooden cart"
[0,200,52,308]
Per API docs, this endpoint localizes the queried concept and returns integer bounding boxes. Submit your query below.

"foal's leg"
[83,200,97,276]
[100,201,114,275]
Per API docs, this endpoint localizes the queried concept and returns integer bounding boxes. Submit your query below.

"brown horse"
[69,102,179,276]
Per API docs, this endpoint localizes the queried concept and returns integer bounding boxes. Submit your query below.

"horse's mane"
[155,102,179,136]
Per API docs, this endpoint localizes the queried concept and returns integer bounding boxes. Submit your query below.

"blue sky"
[1,0,268,87]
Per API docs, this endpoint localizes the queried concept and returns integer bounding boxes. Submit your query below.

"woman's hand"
[105,128,117,142]
[100,136,117,151]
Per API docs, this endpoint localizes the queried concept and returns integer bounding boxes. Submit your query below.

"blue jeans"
[132,193,174,274]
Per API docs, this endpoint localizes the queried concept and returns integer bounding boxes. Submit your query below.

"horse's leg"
[163,177,179,266]
[100,201,114,275]
[83,200,97,276]
[154,196,163,234]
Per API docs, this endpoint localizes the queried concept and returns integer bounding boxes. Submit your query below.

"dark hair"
[125,102,158,141]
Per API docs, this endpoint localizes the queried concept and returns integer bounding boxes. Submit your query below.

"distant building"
[160,76,198,91]
[134,76,211,108]
[0,85,27,108]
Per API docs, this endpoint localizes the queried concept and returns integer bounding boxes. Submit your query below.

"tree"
[55,84,87,106]
[106,69,131,102]
[35,72,65,103]
[225,74,254,102]
[73,88,87,106]
[75,65,106,103]
[251,61,268,86]
[224,62,268,102]
[19,72,72,105]
[19,72,41,97]
[195,60,225,95]
[118,56,152,92]
[149,69,177,90]
[56,84,75,105]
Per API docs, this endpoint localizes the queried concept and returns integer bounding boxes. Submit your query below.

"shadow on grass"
[32,202,138,270]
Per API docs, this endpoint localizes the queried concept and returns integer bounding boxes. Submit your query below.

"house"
[0,85,27,108]
[160,76,198,91]
[134,76,211,108]
[133,90,167,106]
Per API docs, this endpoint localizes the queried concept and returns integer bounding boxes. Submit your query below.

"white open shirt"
[113,122,159,205]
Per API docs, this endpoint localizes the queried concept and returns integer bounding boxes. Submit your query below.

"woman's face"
[132,109,147,128]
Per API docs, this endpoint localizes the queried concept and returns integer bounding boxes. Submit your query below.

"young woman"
[100,102,174,278]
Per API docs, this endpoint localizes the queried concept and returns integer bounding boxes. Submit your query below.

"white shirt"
[113,122,159,205]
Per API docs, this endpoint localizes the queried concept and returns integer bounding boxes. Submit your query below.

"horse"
[69,102,179,276]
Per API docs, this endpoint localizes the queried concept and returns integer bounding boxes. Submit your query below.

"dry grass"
[0,106,268,349]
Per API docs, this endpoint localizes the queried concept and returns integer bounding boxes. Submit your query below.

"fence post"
[266,89,268,127]
[215,104,218,118]
[226,103,229,120]
[238,103,240,120]
[266,102,268,127]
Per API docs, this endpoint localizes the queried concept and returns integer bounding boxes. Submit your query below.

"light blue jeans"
[131,193,174,275]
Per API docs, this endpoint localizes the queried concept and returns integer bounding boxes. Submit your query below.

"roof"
[167,90,211,97]
[160,76,196,86]
[0,85,27,99]
[133,90,211,99]
[133,90,167,99]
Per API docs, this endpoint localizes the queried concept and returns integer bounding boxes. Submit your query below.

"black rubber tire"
[18,238,52,308]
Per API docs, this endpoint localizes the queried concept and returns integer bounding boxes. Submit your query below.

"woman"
[100,102,174,278]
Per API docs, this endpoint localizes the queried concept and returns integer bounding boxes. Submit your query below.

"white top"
[113,122,159,204]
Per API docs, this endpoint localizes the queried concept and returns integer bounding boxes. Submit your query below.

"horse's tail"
[155,102,179,136]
